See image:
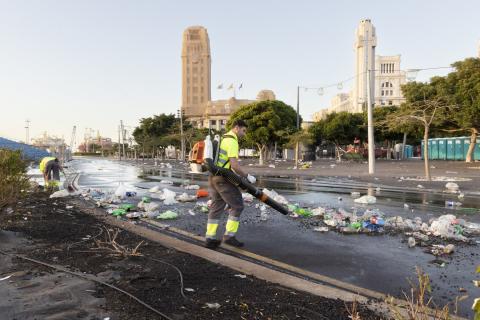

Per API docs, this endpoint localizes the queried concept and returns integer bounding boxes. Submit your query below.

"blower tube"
[204,158,289,215]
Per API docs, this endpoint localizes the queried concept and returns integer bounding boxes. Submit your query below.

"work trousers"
[206,175,244,239]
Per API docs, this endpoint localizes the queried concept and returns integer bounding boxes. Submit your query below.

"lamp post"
[295,85,326,168]
[177,109,185,161]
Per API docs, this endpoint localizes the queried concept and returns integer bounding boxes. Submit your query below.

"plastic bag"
[114,184,127,199]
[163,188,178,205]
[354,195,376,204]
[50,190,70,198]
[149,185,160,193]
[157,210,178,220]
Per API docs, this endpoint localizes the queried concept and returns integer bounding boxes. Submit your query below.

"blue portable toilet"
[454,138,464,160]
[428,140,433,159]
[437,138,447,160]
[446,139,455,160]
[475,137,480,161]
[430,139,439,160]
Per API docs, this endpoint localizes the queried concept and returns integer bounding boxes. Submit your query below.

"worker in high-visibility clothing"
[205,119,256,249]
[39,156,65,189]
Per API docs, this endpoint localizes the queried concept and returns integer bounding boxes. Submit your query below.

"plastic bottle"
[204,135,213,160]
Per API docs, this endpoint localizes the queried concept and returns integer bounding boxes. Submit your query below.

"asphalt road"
[68,157,480,318]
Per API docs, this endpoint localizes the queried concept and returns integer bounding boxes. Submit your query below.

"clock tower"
[181,26,211,117]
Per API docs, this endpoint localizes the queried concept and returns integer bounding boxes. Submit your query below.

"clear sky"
[0,0,478,145]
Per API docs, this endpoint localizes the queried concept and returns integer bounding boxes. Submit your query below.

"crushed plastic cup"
[408,237,416,248]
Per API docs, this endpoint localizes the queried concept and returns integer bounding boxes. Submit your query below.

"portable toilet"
[430,139,439,160]
[446,138,455,160]
[437,138,447,160]
[454,138,464,160]
[475,137,480,161]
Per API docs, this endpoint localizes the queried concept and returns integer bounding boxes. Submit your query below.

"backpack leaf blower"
[198,135,289,216]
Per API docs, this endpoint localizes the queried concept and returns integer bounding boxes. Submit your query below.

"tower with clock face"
[181,26,212,117]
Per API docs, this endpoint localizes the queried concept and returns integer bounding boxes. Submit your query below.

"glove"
[247,174,256,184]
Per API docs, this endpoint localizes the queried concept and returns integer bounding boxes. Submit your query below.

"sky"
[0,0,479,146]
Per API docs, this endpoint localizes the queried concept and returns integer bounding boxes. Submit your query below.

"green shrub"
[0,149,30,209]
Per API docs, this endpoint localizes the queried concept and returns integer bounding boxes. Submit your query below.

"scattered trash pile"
[77,182,212,221]
[254,188,480,256]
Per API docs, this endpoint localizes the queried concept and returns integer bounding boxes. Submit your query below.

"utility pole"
[295,86,300,169]
[24,119,30,144]
[364,27,375,174]
[177,109,185,161]
[367,69,375,174]
[120,120,126,159]
[118,124,121,161]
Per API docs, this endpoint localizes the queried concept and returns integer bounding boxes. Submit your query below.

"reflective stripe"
[227,215,240,222]
[225,218,239,236]
[207,219,219,224]
[206,223,219,238]
[219,149,228,156]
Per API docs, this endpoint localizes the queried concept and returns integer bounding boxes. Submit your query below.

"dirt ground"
[0,191,382,320]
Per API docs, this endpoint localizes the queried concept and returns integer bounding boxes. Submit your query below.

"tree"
[445,58,480,162]
[227,100,299,165]
[285,129,314,167]
[310,112,365,160]
[388,82,455,180]
[132,114,177,156]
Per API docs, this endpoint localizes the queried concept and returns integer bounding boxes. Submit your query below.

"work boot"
[223,236,244,248]
[205,238,221,249]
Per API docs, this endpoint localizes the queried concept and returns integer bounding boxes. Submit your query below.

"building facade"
[181,26,276,129]
[313,19,406,120]
[352,19,377,113]
[374,55,406,106]
[181,26,211,117]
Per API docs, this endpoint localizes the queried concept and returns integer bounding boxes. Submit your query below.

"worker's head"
[231,119,247,138]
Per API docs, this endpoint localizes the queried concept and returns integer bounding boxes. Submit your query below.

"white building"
[352,19,377,113]
[314,19,407,120]
[375,55,407,106]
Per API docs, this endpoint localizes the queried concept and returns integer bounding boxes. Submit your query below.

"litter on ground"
[156,210,178,220]
[354,195,376,204]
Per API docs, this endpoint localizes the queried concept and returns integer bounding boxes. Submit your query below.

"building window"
[193,97,198,103]
[210,120,216,126]
[388,100,393,105]
[381,90,384,96]
[390,90,393,95]
[193,67,198,74]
